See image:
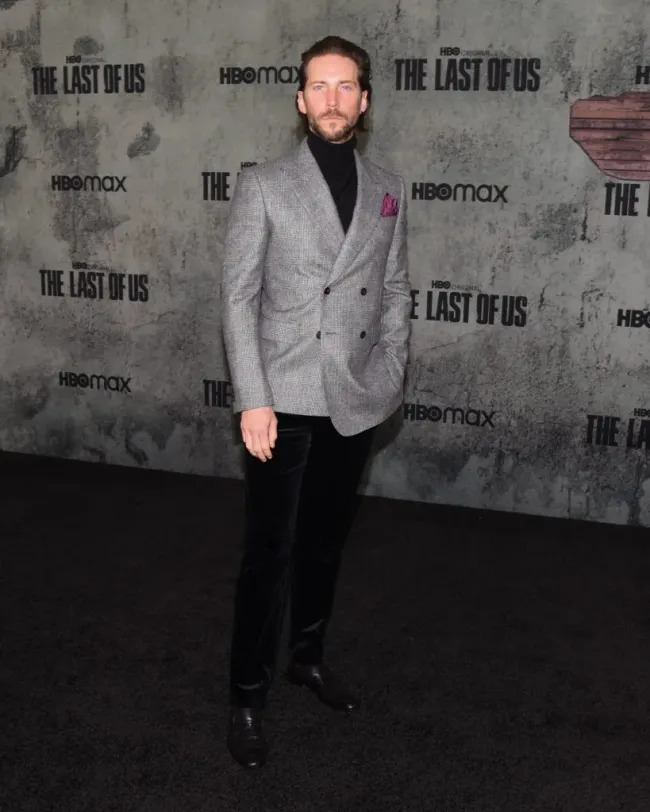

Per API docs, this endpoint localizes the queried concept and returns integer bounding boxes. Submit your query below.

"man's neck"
[308,127,355,145]
[307,128,357,154]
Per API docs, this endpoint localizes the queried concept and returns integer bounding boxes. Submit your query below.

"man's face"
[297,53,368,143]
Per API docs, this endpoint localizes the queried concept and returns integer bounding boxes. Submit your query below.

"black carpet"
[2,450,650,812]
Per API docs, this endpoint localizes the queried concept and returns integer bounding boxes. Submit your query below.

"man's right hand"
[240,406,277,462]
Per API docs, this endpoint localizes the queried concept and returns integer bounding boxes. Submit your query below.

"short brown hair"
[296,35,372,133]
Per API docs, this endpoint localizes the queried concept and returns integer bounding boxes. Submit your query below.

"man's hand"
[240,406,277,462]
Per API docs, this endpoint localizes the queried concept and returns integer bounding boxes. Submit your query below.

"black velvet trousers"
[228,411,375,710]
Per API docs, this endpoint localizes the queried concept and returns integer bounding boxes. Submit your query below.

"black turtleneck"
[307,129,357,233]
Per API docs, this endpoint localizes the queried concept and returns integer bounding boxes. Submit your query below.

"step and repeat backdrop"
[1,0,650,525]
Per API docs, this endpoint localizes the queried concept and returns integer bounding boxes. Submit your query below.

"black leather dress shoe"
[286,662,360,712]
[226,707,268,768]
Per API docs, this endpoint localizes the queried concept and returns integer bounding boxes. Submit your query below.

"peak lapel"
[284,139,345,258]
[327,152,385,286]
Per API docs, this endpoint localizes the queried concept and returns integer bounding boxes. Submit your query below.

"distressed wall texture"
[1,0,650,525]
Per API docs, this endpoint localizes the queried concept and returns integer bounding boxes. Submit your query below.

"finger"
[269,419,277,449]
[259,431,273,460]
[255,430,272,461]
[243,428,259,460]
[260,438,272,460]
[251,433,267,462]
[242,429,256,457]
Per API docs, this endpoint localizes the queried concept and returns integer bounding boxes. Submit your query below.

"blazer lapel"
[327,152,385,286]
[283,139,386,280]
[284,139,345,257]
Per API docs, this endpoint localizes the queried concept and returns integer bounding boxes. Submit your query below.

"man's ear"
[360,91,368,114]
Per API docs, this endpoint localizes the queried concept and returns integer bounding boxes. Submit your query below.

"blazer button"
[360,330,366,338]
[316,330,321,339]
[324,287,330,294]
[360,287,367,295]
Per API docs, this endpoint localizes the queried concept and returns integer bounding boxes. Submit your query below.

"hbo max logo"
[51,175,127,192]
[412,182,509,203]
[219,66,299,84]
[403,403,496,427]
[617,309,650,328]
[59,372,131,392]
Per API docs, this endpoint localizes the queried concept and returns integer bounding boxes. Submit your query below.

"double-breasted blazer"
[220,137,411,436]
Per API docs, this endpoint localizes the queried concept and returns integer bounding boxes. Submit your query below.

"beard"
[308,110,358,143]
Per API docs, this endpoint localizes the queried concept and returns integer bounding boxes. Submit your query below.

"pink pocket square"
[381,193,399,217]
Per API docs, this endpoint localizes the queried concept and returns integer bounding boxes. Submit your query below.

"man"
[220,35,411,769]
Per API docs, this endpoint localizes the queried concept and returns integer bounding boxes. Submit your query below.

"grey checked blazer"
[219,137,411,437]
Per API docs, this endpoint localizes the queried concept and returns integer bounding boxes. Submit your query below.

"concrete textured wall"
[2,0,650,525]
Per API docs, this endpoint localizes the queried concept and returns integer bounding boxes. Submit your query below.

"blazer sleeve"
[219,168,274,413]
[380,176,412,387]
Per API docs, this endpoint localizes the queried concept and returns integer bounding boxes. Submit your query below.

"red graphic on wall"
[570,91,650,181]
